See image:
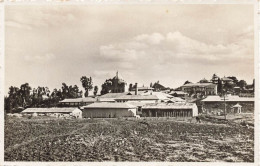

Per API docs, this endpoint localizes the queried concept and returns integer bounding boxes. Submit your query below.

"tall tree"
[94,86,98,96]
[184,80,192,85]
[217,78,222,94]
[237,80,247,89]
[20,83,32,108]
[101,79,113,95]
[80,76,93,97]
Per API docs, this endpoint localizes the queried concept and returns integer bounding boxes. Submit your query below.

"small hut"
[232,103,242,114]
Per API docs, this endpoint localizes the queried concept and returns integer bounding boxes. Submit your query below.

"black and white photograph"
[1,0,258,163]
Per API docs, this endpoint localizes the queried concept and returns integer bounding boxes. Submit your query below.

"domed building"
[101,71,127,94]
[111,71,127,93]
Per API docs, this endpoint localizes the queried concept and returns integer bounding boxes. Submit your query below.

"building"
[199,78,209,83]
[141,91,173,101]
[221,77,233,84]
[141,102,198,117]
[82,102,137,118]
[115,94,159,103]
[169,91,187,98]
[180,83,217,95]
[101,71,127,94]
[201,95,254,114]
[21,107,82,118]
[211,74,219,84]
[59,97,96,107]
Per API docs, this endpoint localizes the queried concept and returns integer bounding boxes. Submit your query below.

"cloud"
[24,53,55,62]
[98,31,253,68]
[135,33,165,45]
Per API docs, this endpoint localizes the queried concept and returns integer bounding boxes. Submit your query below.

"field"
[5,116,254,162]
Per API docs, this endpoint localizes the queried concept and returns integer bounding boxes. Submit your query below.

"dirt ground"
[4,116,254,162]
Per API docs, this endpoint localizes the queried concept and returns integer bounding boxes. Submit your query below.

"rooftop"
[60,97,96,103]
[141,91,173,100]
[99,92,128,99]
[115,94,159,100]
[83,102,136,109]
[22,107,80,113]
[221,77,233,81]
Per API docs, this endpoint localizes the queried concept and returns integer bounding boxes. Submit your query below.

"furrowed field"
[5,116,254,162]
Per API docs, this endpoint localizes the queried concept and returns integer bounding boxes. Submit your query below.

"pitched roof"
[115,94,159,100]
[181,83,216,88]
[169,91,187,95]
[136,86,154,90]
[83,102,136,109]
[201,95,254,102]
[142,102,196,109]
[99,92,128,99]
[22,107,80,113]
[141,92,172,100]
[232,103,242,108]
[221,77,233,81]
[60,97,96,103]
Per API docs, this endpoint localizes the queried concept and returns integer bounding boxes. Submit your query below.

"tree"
[217,78,222,94]
[184,80,192,85]
[150,82,153,88]
[94,86,98,96]
[237,80,247,89]
[80,76,93,97]
[101,79,113,95]
[227,76,238,84]
[20,83,32,107]
[128,83,133,91]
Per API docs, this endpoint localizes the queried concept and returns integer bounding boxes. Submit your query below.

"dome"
[113,71,126,83]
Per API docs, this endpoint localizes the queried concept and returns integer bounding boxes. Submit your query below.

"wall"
[141,108,195,117]
[82,108,136,118]
[202,101,254,114]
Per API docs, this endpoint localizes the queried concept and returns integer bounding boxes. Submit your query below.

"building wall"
[82,108,136,118]
[141,108,196,117]
[202,101,254,114]
[181,85,217,95]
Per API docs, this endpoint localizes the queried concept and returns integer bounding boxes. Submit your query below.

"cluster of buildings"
[21,72,255,118]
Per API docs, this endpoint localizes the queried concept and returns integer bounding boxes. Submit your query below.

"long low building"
[59,97,97,107]
[82,102,137,118]
[21,107,82,118]
[141,102,198,117]
[201,95,254,114]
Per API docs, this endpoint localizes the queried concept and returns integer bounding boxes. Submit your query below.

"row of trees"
[5,76,99,113]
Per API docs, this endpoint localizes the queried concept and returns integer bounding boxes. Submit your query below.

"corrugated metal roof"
[22,107,80,113]
[169,91,187,95]
[83,102,136,109]
[221,77,233,81]
[60,97,96,103]
[126,101,147,107]
[141,92,172,100]
[115,94,159,100]
[201,95,254,102]
[232,103,242,108]
[99,92,128,98]
[142,102,195,109]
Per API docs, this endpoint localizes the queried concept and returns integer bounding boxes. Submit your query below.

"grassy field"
[4,116,254,162]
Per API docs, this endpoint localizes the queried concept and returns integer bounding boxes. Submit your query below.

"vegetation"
[5,117,254,162]
[80,76,93,97]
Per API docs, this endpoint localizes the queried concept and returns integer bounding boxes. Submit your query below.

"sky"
[5,4,255,95]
